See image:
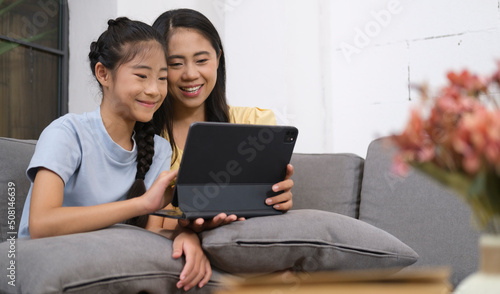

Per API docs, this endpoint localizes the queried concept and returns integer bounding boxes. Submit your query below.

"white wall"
[67,0,117,113]
[68,0,500,157]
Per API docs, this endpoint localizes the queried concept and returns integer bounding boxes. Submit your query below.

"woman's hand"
[177,164,294,231]
[265,164,294,211]
[172,229,212,290]
[178,213,245,233]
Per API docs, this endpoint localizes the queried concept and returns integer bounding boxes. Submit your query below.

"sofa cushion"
[0,137,36,243]
[358,137,480,286]
[0,224,224,294]
[289,153,364,218]
[200,209,418,274]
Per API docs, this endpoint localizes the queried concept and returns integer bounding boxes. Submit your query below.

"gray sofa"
[0,136,479,293]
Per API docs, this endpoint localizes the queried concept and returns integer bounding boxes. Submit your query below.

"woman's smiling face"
[166,28,219,112]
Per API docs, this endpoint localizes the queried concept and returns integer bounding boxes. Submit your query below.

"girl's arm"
[29,168,177,239]
[147,216,212,290]
[172,228,212,290]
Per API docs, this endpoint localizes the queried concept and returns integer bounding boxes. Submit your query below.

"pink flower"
[392,62,500,230]
[391,108,435,175]
[447,69,487,95]
[393,64,500,175]
[491,61,500,84]
[392,154,411,176]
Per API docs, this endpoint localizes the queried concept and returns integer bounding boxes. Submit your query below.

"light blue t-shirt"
[18,107,171,238]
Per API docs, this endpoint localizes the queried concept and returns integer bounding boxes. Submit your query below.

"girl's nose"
[145,80,161,96]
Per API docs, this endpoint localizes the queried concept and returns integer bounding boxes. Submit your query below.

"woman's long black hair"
[152,8,230,164]
[89,17,167,228]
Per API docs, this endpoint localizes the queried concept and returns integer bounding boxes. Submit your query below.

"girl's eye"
[197,59,208,64]
[159,77,168,81]
[135,74,147,79]
[168,63,182,67]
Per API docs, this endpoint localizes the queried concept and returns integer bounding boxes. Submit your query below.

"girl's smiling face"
[101,41,169,125]
[166,28,220,113]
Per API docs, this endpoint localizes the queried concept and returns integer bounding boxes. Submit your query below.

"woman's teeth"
[181,85,202,93]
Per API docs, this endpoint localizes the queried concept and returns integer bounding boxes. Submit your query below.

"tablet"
[151,122,298,219]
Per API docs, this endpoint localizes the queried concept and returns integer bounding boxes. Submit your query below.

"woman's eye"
[159,76,168,81]
[197,59,208,64]
[168,63,182,67]
[135,74,147,79]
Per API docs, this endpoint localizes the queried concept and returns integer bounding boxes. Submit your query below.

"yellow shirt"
[169,106,276,171]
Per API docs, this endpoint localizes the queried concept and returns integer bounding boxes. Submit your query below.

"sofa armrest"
[359,137,480,286]
[0,138,37,243]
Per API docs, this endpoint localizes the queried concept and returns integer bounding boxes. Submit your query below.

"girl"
[18,17,210,290]
[152,9,294,231]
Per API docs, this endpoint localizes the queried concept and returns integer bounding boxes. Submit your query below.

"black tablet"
[151,122,298,219]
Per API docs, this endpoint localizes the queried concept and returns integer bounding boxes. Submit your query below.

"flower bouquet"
[391,62,500,234]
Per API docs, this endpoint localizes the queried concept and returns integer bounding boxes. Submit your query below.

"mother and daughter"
[18,8,294,291]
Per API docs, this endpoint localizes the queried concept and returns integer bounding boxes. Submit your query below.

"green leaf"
[469,170,486,196]
[412,161,473,196]
[413,162,500,229]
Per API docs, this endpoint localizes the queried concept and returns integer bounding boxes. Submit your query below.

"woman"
[152,8,294,231]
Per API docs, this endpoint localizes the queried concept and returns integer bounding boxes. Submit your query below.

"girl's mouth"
[137,100,157,108]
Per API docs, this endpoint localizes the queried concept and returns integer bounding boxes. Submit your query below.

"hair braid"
[135,122,155,180]
[125,121,156,228]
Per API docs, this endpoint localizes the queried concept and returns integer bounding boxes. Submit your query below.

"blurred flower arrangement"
[391,62,500,234]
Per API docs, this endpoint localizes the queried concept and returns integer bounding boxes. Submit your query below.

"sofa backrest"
[358,137,480,286]
[0,138,366,242]
[0,137,36,243]
[290,153,364,218]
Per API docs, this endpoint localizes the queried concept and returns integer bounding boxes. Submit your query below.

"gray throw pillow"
[0,224,223,294]
[200,209,418,274]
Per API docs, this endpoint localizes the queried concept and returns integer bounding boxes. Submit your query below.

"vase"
[454,234,500,293]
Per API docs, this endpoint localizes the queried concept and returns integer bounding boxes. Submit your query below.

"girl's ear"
[95,62,111,87]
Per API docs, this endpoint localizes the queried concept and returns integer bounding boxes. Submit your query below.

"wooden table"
[214,267,452,294]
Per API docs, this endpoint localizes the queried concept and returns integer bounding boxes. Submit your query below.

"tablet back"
[174,122,298,219]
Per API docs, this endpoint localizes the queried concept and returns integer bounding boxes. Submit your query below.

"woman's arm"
[29,168,177,238]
